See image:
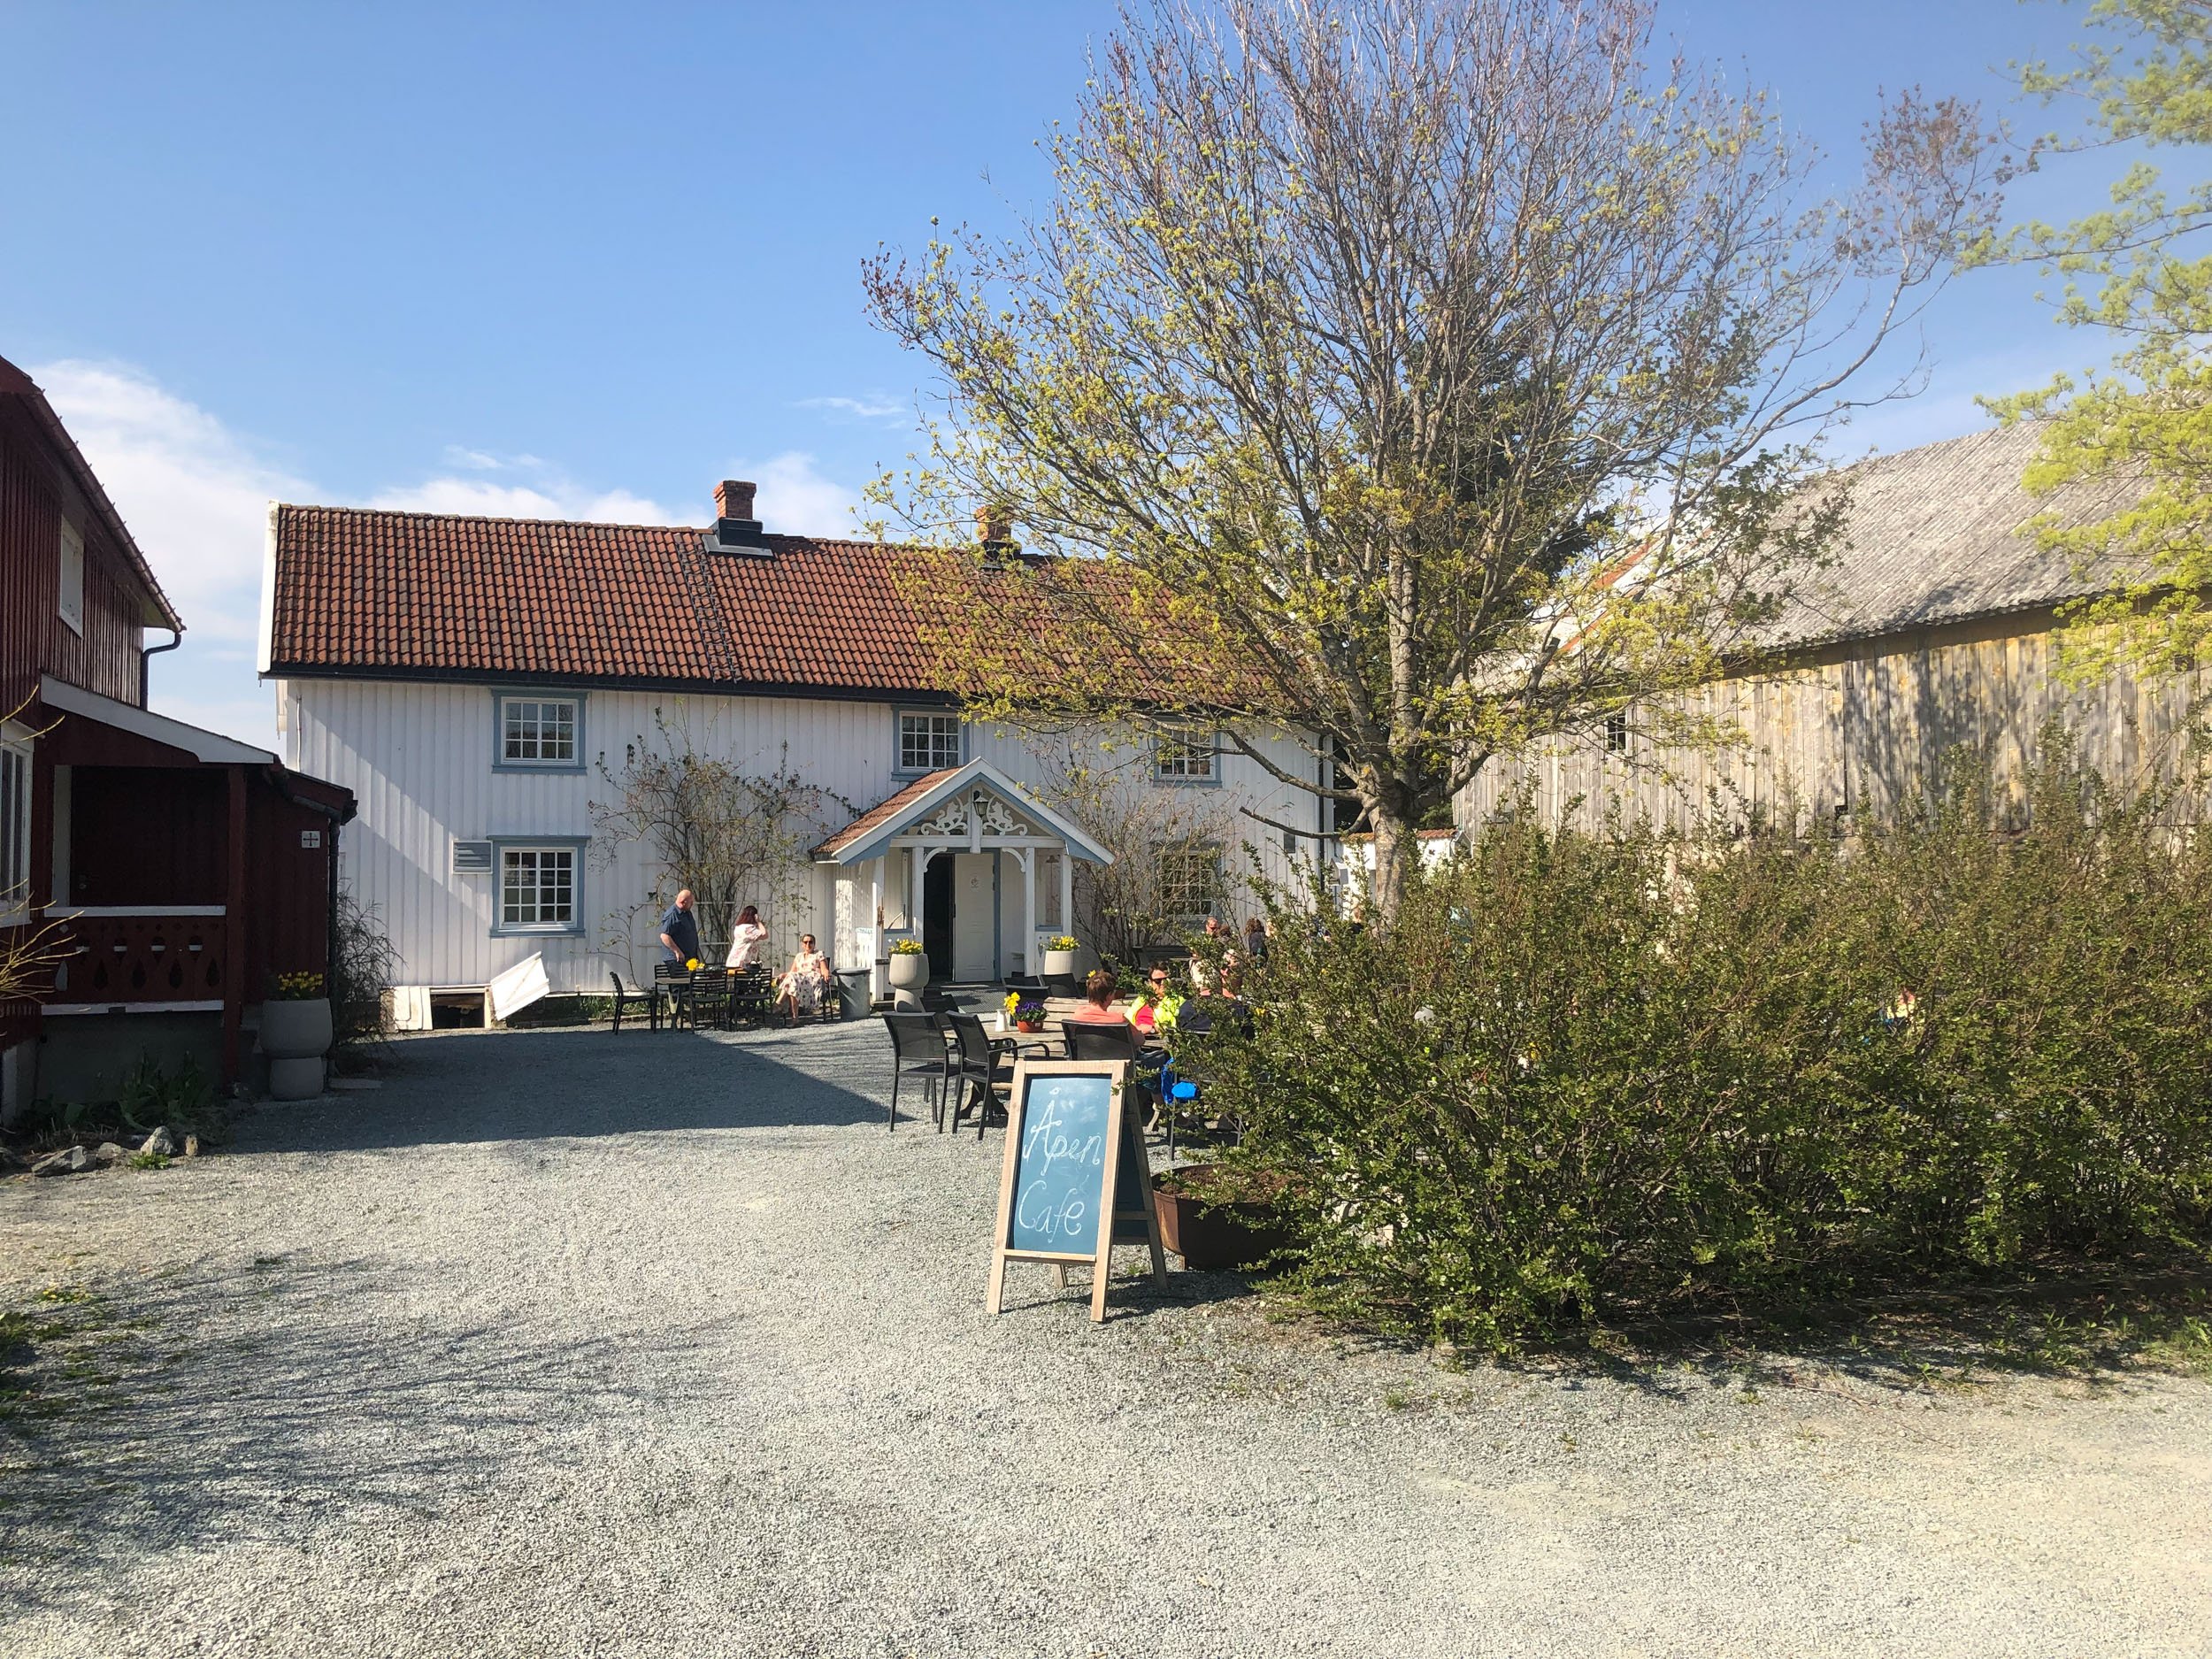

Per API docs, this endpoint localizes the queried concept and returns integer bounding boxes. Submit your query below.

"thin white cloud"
[368,476,680,525]
[31,357,863,755]
[33,358,311,643]
[799,391,907,423]
[735,451,863,538]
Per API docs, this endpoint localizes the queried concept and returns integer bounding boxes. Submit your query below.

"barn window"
[0,739,30,912]
[58,520,84,635]
[494,694,583,770]
[1605,712,1629,754]
[495,843,582,934]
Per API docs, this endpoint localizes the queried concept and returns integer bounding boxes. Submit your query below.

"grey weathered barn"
[1453,422,2201,834]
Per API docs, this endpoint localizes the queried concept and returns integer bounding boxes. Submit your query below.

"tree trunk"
[1365,807,1416,931]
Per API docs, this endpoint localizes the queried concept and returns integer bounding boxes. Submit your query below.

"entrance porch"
[810,759,1113,997]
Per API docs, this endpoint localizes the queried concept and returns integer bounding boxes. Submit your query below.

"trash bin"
[834,968,873,1019]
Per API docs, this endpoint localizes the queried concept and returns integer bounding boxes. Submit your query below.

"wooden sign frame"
[987,1058,1167,1322]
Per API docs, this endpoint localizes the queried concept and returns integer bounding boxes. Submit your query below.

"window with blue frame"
[499,695,580,768]
[499,845,577,931]
[897,710,963,773]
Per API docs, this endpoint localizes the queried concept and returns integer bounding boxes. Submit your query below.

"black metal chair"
[881,1011,949,1133]
[1065,1019,1163,1143]
[940,1012,1055,1140]
[652,961,694,1029]
[729,965,776,1024]
[688,967,733,1030]
[608,972,652,1033]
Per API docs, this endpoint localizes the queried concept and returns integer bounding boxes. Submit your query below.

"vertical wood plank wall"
[1455,611,2211,834]
[280,678,1323,995]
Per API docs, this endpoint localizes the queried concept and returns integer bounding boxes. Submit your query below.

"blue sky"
[0,0,2148,751]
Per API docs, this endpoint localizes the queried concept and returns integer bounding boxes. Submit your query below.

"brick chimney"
[715,480,757,522]
[707,479,769,554]
[976,503,1015,550]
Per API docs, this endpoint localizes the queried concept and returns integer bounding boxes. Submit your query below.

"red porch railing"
[52,908,227,1007]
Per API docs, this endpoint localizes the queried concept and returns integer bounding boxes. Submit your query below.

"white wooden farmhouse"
[258,480,1325,1008]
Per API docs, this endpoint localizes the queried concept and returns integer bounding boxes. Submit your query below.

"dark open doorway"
[922,854,954,983]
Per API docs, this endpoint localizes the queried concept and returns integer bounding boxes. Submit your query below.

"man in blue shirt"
[658,888,701,965]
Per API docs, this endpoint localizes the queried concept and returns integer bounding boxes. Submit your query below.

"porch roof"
[810,759,1114,867]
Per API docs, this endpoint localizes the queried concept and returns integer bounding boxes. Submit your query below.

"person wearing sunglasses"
[1130,965,1182,1040]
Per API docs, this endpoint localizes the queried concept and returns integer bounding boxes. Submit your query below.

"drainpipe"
[139,627,181,706]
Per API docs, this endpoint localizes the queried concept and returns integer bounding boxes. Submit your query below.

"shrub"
[1198,742,2212,1348]
[329,890,399,1052]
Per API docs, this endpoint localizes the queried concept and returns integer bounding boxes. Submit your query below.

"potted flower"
[1150,1163,1294,1271]
[1040,933,1079,979]
[261,971,333,1102]
[1002,991,1048,1033]
[887,937,929,994]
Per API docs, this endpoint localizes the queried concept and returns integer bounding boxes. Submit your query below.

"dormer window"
[58,519,84,635]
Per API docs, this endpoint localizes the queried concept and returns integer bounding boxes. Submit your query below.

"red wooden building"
[1,353,354,1118]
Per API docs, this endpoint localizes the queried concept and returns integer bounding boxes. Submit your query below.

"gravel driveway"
[1,1022,2206,1658]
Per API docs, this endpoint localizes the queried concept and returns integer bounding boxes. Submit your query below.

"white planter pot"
[268,1056,325,1101]
[261,998,334,1060]
[887,953,929,992]
[1042,949,1079,979]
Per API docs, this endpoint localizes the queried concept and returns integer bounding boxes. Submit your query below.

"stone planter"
[261,997,333,1060]
[1151,1164,1294,1271]
[1041,948,1079,980]
[268,1056,325,1101]
[887,951,929,992]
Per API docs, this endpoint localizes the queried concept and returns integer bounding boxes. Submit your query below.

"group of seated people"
[659,891,834,1021]
[1062,913,1267,1041]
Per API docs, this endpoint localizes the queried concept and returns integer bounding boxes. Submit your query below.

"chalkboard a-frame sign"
[987,1059,1167,1322]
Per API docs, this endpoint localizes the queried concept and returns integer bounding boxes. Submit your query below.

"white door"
[952,852,996,981]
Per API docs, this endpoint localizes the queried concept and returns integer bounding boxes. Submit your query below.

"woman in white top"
[726,904,770,971]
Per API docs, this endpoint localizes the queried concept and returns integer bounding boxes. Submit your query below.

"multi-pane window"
[898,710,963,772]
[57,520,84,635]
[1605,711,1629,755]
[0,741,29,911]
[501,697,579,766]
[500,846,575,930]
[1155,726,1217,781]
[1154,841,1221,920]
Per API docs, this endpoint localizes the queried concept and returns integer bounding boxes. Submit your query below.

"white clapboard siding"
[279,677,1326,995]
[1455,614,2212,835]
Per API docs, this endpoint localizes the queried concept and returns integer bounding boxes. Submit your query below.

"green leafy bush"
[1200,742,2212,1348]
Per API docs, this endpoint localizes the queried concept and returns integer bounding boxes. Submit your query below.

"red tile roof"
[267,503,1256,705]
[810,767,961,860]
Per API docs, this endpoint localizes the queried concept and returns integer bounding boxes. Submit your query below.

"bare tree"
[865,0,2001,923]
[589,709,853,972]
[1024,737,1242,966]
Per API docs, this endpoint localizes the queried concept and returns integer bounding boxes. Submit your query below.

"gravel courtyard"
[1,1022,2206,1658]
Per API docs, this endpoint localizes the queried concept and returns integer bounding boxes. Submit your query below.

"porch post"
[220,764,248,1087]
[1020,849,1036,972]
[869,864,884,1002]
[905,844,918,932]
[1058,852,1073,946]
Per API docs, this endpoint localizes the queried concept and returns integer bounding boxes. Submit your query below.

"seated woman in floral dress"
[777,933,833,1020]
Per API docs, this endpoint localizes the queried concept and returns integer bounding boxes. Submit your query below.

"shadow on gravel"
[237,1025,898,1154]
[0,1254,718,1601]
